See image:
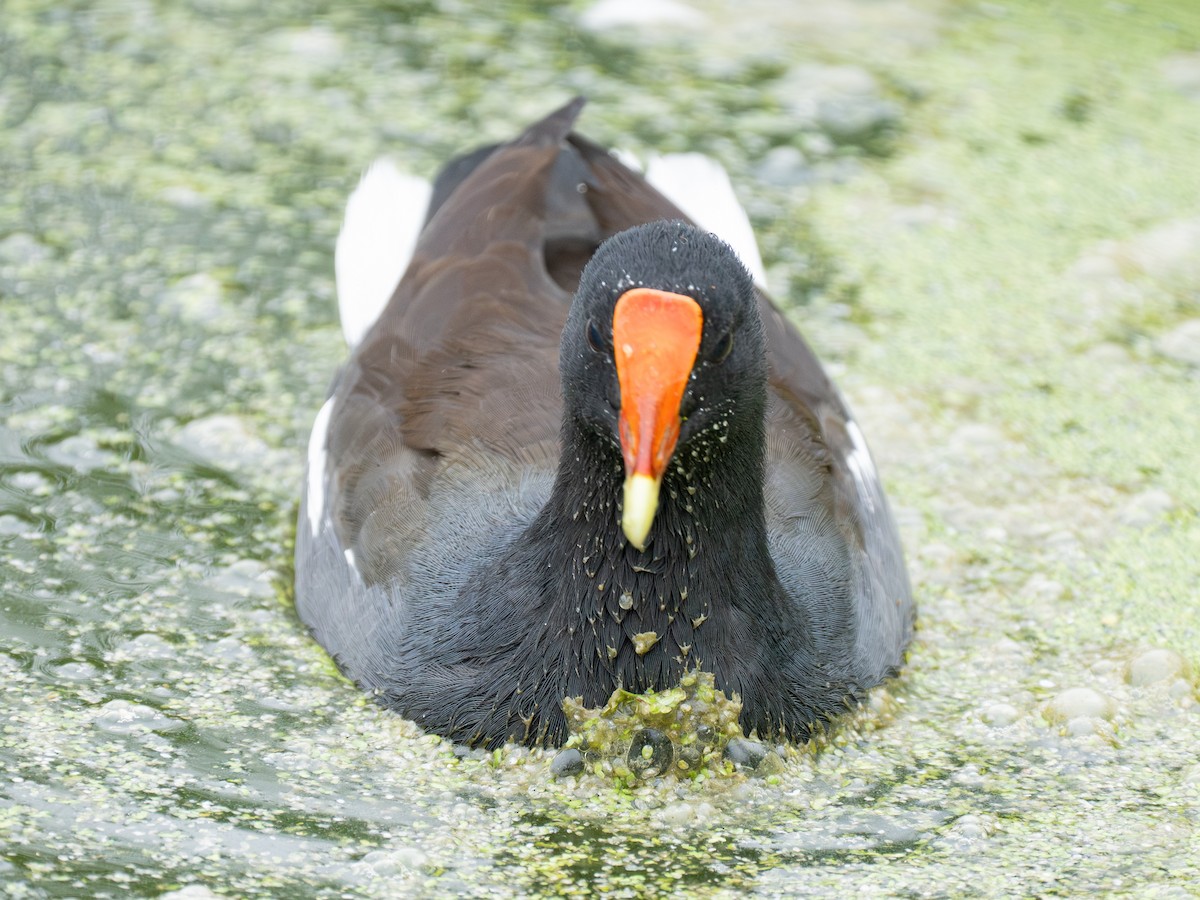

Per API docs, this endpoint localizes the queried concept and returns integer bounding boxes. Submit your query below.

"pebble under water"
[2,0,1198,896]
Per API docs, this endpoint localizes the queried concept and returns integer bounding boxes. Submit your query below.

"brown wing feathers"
[335,97,865,558]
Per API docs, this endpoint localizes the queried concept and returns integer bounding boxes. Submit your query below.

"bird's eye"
[587,319,606,353]
[712,331,734,364]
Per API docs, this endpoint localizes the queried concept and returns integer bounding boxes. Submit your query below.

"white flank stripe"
[306,397,336,536]
[844,419,878,515]
[335,159,432,348]
[645,153,768,288]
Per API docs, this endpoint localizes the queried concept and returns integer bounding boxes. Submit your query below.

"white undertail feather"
[611,147,643,173]
[645,153,768,288]
[335,159,432,348]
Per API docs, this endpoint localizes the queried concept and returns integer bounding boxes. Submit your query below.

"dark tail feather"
[520,96,588,147]
[426,97,588,226]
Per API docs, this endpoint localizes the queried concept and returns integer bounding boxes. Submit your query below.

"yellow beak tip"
[622,473,660,551]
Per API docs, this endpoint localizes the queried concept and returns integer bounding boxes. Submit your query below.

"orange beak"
[612,288,704,550]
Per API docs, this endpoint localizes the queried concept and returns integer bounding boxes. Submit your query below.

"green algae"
[807,0,1200,656]
[1,0,1199,896]
[562,671,747,782]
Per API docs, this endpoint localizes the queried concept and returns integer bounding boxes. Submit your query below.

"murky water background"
[2,0,1198,896]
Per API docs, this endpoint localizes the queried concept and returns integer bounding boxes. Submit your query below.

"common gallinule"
[296,99,913,748]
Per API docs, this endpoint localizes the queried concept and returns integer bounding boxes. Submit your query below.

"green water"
[2,0,1197,896]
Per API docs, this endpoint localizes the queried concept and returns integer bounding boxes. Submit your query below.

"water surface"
[2,0,1198,895]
